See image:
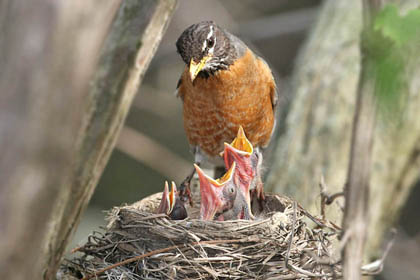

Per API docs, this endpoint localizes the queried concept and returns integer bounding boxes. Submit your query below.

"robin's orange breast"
[178,49,276,158]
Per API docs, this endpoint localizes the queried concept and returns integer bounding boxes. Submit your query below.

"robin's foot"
[179,168,196,207]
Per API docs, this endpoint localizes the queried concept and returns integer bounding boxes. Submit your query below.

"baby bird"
[223,126,264,212]
[156,181,188,220]
[220,126,259,220]
[195,162,238,220]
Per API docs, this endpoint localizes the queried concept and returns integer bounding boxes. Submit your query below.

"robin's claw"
[179,168,196,207]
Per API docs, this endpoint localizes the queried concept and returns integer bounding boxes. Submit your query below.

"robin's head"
[176,21,245,81]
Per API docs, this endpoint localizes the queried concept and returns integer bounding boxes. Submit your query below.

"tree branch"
[341,24,376,280]
[0,0,120,279]
[42,0,177,278]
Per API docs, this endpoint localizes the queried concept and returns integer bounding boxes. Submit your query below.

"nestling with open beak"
[221,126,260,219]
[224,125,265,199]
[176,21,277,203]
[156,181,188,220]
[195,162,238,221]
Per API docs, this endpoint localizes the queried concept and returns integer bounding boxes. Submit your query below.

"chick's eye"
[207,38,215,48]
[228,186,235,194]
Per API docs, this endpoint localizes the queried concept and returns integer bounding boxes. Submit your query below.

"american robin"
[156,181,188,220]
[176,21,277,203]
[194,162,238,220]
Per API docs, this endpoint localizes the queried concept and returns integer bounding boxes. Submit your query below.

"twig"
[299,206,326,227]
[297,203,341,231]
[288,263,327,278]
[81,238,251,280]
[319,175,344,219]
[71,245,84,254]
[361,228,397,275]
[285,201,297,268]
[336,200,345,212]
[173,240,203,279]
[304,249,341,277]
[235,218,270,231]
[325,192,344,205]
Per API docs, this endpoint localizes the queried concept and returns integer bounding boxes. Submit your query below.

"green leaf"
[374,4,420,46]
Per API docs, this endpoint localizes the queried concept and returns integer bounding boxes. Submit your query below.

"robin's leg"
[179,166,197,206]
[179,147,203,206]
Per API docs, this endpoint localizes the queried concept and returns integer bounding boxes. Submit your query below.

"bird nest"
[60,191,345,280]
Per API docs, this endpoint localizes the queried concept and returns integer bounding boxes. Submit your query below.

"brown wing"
[256,56,277,111]
[254,55,277,148]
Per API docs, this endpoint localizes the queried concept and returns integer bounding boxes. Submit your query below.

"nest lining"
[60,193,342,279]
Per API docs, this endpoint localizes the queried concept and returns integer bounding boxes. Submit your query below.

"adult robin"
[176,21,277,204]
[156,181,188,220]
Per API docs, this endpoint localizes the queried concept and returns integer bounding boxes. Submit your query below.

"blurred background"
[70,1,420,279]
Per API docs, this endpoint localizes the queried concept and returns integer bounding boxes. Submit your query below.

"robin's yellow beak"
[189,56,210,81]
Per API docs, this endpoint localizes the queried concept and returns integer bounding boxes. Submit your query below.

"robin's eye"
[207,38,215,48]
